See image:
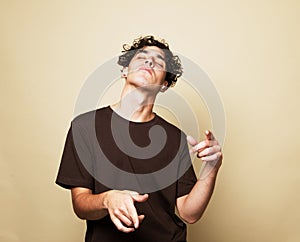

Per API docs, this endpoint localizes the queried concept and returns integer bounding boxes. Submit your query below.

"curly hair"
[118,35,183,87]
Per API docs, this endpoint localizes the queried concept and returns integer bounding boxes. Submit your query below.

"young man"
[56,36,222,242]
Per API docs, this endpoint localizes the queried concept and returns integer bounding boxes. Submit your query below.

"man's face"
[123,46,168,90]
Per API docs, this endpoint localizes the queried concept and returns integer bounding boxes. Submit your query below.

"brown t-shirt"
[56,106,197,242]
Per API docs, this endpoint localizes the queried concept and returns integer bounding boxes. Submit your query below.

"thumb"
[132,193,149,203]
[187,135,198,146]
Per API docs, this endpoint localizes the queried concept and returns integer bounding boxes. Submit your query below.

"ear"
[160,81,169,93]
[121,67,128,78]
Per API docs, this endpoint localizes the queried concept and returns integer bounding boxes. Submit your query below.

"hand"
[103,190,149,233]
[187,130,223,178]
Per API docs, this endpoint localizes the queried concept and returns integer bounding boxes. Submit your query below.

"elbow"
[186,218,198,224]
[184,216,200,224]
[180,213,201,224]
[72,206,87,220]
[72,200,86,220]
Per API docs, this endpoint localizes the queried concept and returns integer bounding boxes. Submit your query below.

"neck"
[111,85,158,122]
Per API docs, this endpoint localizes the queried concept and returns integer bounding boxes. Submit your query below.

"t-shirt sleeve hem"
[176,185,195,198]
[55,177,93,190]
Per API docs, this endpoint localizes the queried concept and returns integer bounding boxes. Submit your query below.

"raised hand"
[187,130,222,178]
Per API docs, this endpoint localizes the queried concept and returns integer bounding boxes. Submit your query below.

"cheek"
[128,62,141,73]
[157,70,166,80]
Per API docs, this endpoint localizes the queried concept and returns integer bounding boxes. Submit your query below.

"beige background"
[1,0,299,241]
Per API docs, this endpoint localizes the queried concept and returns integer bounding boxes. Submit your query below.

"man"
[56,35,222,242]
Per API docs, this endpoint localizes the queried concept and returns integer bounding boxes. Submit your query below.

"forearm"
[71,188,109,220]
[178,172,218,224]
[181,130,222,223]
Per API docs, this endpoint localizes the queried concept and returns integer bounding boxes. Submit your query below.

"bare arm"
[71,187,148,233]
[71,187,109,220]
[177,130,222,224]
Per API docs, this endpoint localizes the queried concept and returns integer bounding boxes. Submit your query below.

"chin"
[129,75,149,86]
[127,75,160,92]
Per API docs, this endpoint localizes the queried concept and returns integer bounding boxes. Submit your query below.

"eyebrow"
[136,49,165,61]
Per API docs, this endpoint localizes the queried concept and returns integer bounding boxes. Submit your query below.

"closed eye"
[155,59,165,68]
[136,53,146,59]
[135,49,166,68]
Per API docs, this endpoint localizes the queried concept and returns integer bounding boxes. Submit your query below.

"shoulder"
[71,106,110,127]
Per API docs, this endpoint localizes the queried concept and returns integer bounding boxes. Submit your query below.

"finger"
[205,130,215,141]
[138,214,145,222]
[198,145,221,158]
[201,152,222,162]
[186,135,198,146]
[191,140,218,153]
[114,207,134,227]
[110,214,135,233]
[126,202,140,229]
[189,140,207,153]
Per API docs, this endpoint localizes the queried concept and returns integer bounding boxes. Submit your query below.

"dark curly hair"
[118,35,183,87]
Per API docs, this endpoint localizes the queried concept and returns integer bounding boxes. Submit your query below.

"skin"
[71,46,223,233]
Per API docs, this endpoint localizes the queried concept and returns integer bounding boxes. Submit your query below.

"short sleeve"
[55,123,94,190]
[176,134,197,198]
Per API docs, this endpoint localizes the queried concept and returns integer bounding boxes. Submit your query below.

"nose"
[144,58,153,67]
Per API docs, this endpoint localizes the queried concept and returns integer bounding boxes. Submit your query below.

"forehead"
[137,46,165,58]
